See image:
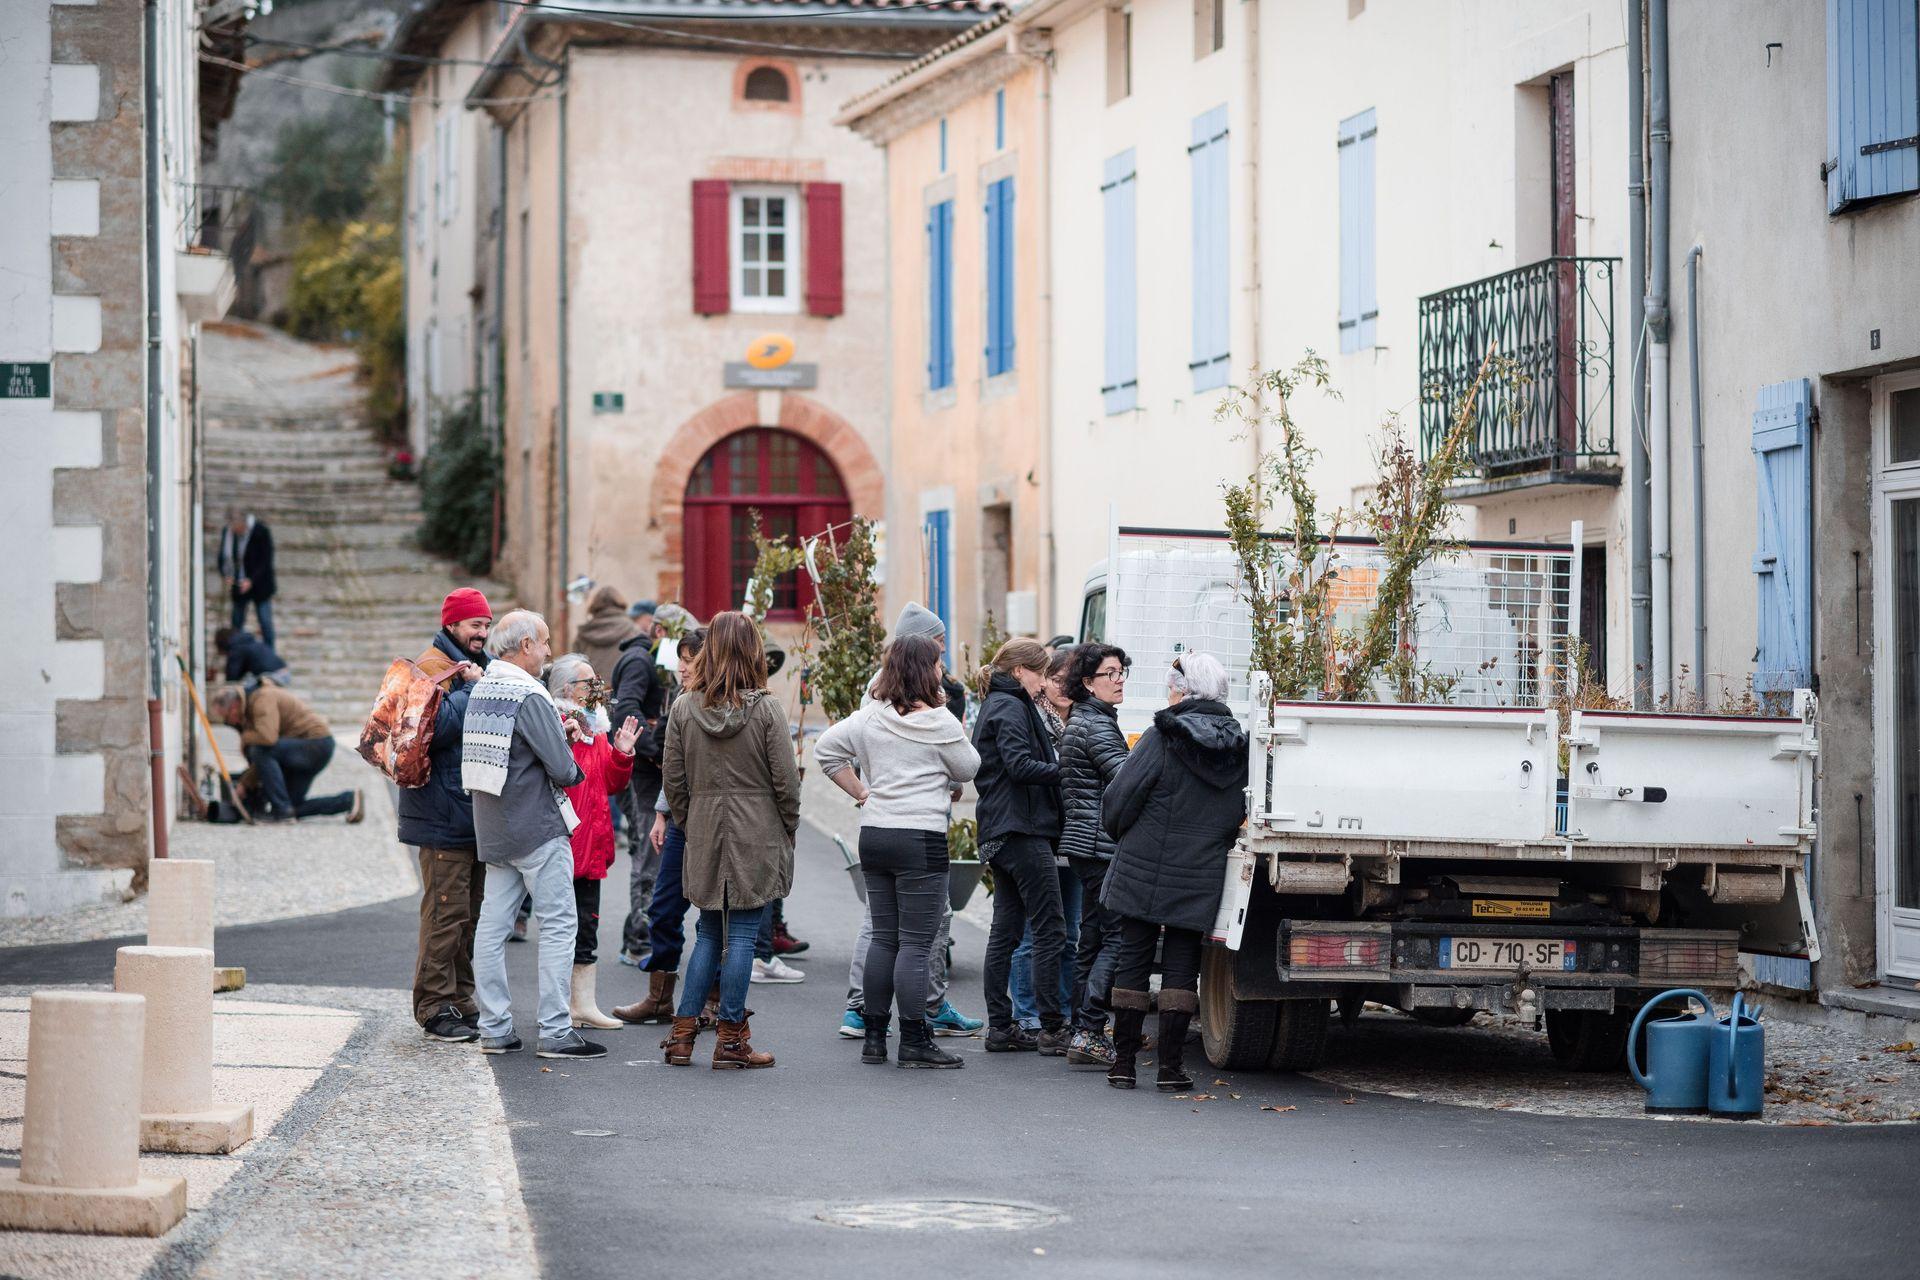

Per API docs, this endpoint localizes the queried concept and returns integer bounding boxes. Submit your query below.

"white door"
[1874,373,1920,979]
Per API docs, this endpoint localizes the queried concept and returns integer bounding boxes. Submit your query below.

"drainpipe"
[492,122,508,569]
[144,0,168,859]
[555,57,572,634]
[1687,243,1705,693]
[1627,0,1651,708]
[1647,0,1673,705]
[1241,0,1264,468]
[1010,25,1057,631]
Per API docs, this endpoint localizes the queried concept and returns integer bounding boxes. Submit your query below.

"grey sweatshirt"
[814,700,980,834]
[470,690,585,865]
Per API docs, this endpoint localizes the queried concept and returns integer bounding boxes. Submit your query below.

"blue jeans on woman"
[674,902,769,1024]
[1010,864,1082,1030]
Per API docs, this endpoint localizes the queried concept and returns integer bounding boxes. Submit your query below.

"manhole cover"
[815,1201,1060,1231]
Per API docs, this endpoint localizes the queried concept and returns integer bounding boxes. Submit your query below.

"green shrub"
[417,394,499,576]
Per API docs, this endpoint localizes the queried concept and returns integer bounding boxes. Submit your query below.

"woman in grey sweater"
[816,634,980,1068]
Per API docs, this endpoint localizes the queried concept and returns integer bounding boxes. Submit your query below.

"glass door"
[1877,378,1920,978]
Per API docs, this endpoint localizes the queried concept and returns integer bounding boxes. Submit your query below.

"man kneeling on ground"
[210,683,363,824]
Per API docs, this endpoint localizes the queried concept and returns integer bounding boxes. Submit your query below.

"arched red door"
[682,428,850,622]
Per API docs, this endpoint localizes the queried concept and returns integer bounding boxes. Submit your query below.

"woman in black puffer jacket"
[1056,643,1131,1067]
[1100,651,1248,1091]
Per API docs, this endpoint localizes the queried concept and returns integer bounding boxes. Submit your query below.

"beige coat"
[663,690,800,911]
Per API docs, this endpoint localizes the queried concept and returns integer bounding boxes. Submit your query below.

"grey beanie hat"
[894,601,946,644]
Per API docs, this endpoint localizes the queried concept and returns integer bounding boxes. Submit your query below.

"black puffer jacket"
[969,672,1063,843]
[608,633,666,766]
[1099,698,1249,933]
[1057,698,1129,862]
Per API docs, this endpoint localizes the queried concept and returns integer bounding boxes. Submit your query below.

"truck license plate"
[1439,937,1576,971]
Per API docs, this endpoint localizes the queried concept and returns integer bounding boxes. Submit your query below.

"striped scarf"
[461,661,580,831]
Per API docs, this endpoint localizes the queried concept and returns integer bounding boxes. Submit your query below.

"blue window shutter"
[1752,378,1814,696]
[928,201,954,390]
[995,88,1006,152]
[924,510,954,664]
[1189,105,1230,392]
[1338,108,1378,352]
[1102,150,1138,414]
[984,178,1015,376]
[1827,0,1920,212]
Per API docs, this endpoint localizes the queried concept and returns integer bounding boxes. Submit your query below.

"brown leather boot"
[661,1015,699,1066]
[613,970,677,1025]
[712,1017,775,1070]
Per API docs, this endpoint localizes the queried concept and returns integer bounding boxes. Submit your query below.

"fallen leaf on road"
[540,1067,553,1073]
[1192,1094,1218,1101]
[1261,1104,1297,1113]
[1870,1075,1898,1084]
[1230,1093,1242,1100]
[1786,1119,1832,1127]
[1495,1102,1517,1110]
[1341,1095,1359,1105]
[1882,1041,1916,1053]
[1214,1079,1229,1086]
[1172,1094,1191,1100]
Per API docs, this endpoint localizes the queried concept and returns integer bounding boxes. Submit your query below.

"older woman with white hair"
[1097,651,1249,1091]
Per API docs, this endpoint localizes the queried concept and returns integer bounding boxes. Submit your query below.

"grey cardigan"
[470,693,585,865]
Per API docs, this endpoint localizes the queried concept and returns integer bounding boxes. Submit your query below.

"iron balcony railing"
[1418,256,1619,478]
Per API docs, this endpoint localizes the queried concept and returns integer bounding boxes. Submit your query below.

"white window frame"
[1871,369,1920,981]
[731,184,802,314]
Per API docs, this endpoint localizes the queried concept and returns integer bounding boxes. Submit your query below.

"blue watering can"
[1707,993,1765,1120]
[1627,989,1716,1114]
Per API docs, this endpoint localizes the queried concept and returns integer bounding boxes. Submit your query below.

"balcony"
[176,184,257,322]
[1418,256,1620,499]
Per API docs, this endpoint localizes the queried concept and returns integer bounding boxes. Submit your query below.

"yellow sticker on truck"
[1471,899,1551,919]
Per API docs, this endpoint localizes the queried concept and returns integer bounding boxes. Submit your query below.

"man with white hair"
[463,610,606,1059]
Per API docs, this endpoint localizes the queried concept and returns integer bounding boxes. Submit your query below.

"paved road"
[5,826,1916,1278]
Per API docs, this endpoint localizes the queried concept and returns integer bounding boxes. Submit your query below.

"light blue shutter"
[927,200,954,390]
[1752,378,1814,697]
[1102,150,1138,414]
[1338,108,1378,352]
[985,177,1015,377]
[925,510,954,664]
[1826,0,1920,212]
[1189,105,1230,392]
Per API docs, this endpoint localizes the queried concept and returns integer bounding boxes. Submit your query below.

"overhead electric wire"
[196,51,561,106]
[484,0,995,23]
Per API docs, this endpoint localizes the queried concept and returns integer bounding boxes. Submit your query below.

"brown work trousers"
[413,845,486,1024]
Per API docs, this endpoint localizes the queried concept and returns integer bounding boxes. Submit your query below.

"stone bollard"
[0,992,188,1236]
[115,946,254,1154]
[147,857,245,991]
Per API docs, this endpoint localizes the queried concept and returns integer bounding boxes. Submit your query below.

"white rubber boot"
[571,964,623,1030]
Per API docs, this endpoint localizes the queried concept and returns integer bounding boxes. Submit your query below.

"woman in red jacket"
[549,653,640,1030]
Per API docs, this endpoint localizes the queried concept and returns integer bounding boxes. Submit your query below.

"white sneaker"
[750,956,806,984]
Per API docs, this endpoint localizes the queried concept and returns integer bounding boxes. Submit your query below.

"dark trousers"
[412,845,485,1024]
[573,877,602,966]
[620,763,665,955]
[753,897,789,961]
[245,736,352,819]
[230,594,275,649]
[1113,915,1204,995]
[640,821,690,973]
[860,829,948,1021]
[982,834,1067,1030]
[1070,858,1121,1031]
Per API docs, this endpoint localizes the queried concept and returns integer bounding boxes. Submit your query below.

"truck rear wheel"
[1265,1000,1331,1072]
[1545,1009,1630,1072]
[1199,947,1278,1070]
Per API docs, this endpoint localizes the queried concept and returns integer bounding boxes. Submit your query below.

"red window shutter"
[692,180,731,315]
[804,182,844,318]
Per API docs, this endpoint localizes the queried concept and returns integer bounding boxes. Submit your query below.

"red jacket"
[564,730,635,880]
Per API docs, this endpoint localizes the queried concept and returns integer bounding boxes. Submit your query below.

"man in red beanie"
[402,588,494,1043]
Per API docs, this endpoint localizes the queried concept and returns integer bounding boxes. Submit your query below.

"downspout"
[1627,0,1650,708]
[144,0,168,859]
[1010,25,1057,631]
[555,56,572,634]
[1240,0,1263,467]
[493,121,508,570]
[1647,0,1673,705]
[1687,243,1705,691]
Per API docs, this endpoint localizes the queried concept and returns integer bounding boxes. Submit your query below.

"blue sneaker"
[838,1009,865,1039]
[926,1001,984,1037]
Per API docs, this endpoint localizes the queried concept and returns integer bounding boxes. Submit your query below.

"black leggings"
[573,877,601,966]
[1111,915,1203,996]
[982,834,1067,1029]
[860,828,947,1021]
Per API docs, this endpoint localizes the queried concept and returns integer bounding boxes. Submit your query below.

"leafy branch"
[805,517,886,722]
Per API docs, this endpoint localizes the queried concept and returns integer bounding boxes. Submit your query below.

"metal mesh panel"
[1108,532,1574,708]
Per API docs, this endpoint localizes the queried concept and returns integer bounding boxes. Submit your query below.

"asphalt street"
[5,824,1916,1278]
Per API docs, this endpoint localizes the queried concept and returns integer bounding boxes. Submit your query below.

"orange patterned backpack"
[357,659,462,788]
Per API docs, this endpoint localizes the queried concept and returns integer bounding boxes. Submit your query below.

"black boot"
[1108,989,1150,1090]
[861,1011,891,1064]
[897,1018,964,1069]
[1155,988,1197,1092]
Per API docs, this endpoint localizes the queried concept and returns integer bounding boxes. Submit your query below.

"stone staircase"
[199,322,512,731]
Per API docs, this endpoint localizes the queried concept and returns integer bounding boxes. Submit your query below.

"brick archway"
[650,392,883,604]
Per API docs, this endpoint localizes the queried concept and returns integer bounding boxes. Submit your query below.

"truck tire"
[1199,947,1278,1069]
[1545,1009,1630,1072]
[1265,1000,1331,1072]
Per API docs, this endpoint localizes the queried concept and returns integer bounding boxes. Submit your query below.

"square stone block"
[215,966,247,993]
[140,1102,253,1155]
[0,1169,187,1237]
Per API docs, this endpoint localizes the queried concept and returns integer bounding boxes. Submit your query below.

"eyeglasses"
[1095,667,1128,682]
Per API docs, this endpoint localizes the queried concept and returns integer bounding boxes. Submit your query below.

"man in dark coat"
[1099,651,1248,1092]
[218,509,277,648]
[401,587,492,1044]
[608,602,693,966]
[214,626,291,688]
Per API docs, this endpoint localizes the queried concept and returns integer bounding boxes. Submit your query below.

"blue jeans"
[675,902,769,1024]
[474,835,577,1042]
[1010,863,1081,1029]
[230,595,275,649]
[640,822,688,973]
[244,736,353,820]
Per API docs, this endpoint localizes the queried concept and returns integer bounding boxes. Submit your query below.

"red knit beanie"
[441,588,493,628]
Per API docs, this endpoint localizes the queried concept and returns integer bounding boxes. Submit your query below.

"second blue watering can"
[1627,988,1716,1114]
[1707,993,1766,1120]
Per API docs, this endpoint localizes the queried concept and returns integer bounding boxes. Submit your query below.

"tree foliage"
[415,393,499,576]
[807,517,886,722]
